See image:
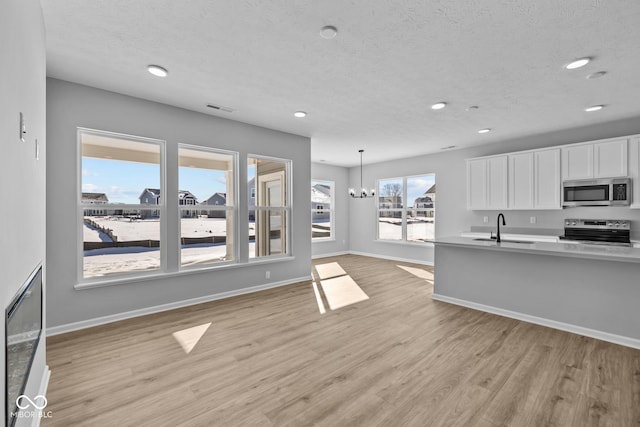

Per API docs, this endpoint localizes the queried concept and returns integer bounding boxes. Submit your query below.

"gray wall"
[1,0,47,424]
[348,117,640,264]
[46,79,311,328]
[310,163,350,257]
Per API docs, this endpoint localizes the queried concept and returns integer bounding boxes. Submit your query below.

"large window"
[311,180,334,240]
[377,175,435,243]
[80,129,164,279]
[79,128,295,283]
[178,145,236,268]
[248,156,291,258]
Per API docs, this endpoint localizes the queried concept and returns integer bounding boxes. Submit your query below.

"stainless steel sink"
[473,238,535,244]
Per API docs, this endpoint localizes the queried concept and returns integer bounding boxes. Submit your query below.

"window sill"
[75,256,296,290]
[312,238,336,243]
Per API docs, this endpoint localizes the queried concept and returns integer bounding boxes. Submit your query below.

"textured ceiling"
[42,0,640,166]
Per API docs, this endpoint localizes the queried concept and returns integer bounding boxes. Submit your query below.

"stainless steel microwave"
[562,178,631,207]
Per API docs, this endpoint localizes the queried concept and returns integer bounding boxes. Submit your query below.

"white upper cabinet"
[508,152,534,209]
[630,137,640,209]
[467,156,507,210]
[467,158,487,210]
[506,148,561,210]
[561,144,593,180]
[562,138,628,180]
[594,139,628,178]
[533,148,561,209]
[468,135,632,211]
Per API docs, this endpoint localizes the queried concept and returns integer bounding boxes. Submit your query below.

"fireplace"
[5,265,43,427]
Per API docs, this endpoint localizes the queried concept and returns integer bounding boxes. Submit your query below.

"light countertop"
[436,235,640,263]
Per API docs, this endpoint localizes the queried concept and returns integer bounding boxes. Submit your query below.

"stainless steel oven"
[560,219,631,246]
[562,178,631,207]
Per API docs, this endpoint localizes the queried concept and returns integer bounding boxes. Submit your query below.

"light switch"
[19,112,26,142]
[35,139,40,160]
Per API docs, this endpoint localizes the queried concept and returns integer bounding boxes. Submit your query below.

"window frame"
[77,127,167,283]
[248,154,293,260]
[178,143,239,271]
[311,179,335,242]
[376,173,436,244]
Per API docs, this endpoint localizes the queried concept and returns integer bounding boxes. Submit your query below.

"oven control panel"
[565,219,630,230]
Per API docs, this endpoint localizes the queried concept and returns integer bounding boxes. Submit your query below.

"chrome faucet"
[496,213,506,243]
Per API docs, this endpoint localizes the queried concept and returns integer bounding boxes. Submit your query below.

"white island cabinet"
[433,237,640,349]
[562,137,628,180]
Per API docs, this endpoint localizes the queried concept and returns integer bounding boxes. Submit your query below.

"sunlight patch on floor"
[314,262,347,280]
[312,281,327,314]
[397,264,434,282]
[172,322,211,354]
[320,275,370,310]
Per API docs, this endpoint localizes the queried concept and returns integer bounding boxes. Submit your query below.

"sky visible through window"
[407,175,435,207]
[83,157,228,204]
[380,175,435,207]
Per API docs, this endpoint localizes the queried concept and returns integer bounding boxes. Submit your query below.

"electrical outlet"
[483,216,489,223]
[266,270,270,279]
[530,216,536,224]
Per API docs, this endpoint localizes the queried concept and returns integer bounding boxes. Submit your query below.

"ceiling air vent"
[206,104,235,113]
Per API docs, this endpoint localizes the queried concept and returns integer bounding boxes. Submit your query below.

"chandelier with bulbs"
[349,149,376,198]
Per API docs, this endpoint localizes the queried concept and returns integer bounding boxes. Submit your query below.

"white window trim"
[311,179,335,242]
[376,173,435,244]
[77,127,168,284]
[248,154,293,260]
[178,144,239,271]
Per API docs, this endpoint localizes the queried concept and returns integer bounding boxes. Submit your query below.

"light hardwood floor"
[44,255,640,426]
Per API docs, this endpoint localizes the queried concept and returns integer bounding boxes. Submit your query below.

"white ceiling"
[42,0,640,167]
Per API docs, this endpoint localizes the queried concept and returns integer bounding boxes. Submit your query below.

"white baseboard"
[432,293,640,350]
[47,276,311,336]
[312,251,349,259]
[348,251,434,266]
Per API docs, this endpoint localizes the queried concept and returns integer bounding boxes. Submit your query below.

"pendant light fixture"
[349,149,376,198]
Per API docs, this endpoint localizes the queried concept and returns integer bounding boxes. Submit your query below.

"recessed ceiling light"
[466,106,479,111]
[565,57,591,70]
[147,65,168,77]
[584,105,604,112]
[431,102,447,110]
[478,128,491,134]
[294,111,307,118]
[586,71,607,79]
[320,26,338,39]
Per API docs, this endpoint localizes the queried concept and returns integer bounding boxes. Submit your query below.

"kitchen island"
[433,236,640,349]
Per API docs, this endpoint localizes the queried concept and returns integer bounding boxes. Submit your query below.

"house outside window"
[377,174,435,243]
[311,180,334,240]
[179,145,237,268]
[79,128,164,280]
[248,156,291,258]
